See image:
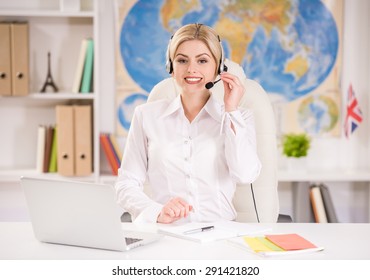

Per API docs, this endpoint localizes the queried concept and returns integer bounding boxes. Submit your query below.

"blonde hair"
[168,23,223,75]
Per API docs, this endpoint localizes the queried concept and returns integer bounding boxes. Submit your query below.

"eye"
[198,58,208,64]
[176,58,187,64]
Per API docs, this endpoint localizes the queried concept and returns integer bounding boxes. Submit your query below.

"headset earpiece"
[165,36,173,74]
[217,35,226,74]
[166,59,173,74]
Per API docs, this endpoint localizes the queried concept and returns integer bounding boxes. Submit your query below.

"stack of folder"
[309,183,339,223]
[55,105,93,176]
[72,38,94,93]
[36,125,57,173]
[100,133,123,176]
[0,22,29,96]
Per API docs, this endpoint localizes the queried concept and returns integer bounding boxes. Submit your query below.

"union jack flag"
[344,84,363,138]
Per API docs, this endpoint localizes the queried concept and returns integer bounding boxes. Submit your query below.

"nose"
[187,60,197,73]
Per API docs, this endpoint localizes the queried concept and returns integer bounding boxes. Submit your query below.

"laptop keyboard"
[125,237,143,245]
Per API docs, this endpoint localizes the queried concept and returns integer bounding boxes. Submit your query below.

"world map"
[117,0,340,134]
[298,94,339,134]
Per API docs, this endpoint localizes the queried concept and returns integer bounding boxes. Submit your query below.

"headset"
[165,24,227,76]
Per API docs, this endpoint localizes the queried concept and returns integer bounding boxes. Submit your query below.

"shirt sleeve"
[221,109,262,184]
[114,106,163,223]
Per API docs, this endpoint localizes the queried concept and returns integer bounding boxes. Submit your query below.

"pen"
[183,226,214,235]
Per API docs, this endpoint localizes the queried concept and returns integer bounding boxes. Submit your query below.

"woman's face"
[172,39,217,94]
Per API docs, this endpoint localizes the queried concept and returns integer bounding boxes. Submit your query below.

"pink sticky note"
[265,234,317,250]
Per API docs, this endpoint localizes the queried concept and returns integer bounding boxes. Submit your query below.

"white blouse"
[115,94,261,223]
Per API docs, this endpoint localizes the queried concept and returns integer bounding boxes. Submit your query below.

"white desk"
[0,222,369,260]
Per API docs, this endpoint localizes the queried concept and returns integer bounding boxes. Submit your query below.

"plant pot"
[286,156,307,172]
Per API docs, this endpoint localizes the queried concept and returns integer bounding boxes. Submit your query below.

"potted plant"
[282,133,311,158]
[281,133,311,170]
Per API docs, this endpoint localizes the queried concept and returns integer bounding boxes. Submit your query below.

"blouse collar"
[160,94,223,123]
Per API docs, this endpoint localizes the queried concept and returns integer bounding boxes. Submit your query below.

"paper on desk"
[229,233,324,257]
[244,237,284,252]
[157,221,271,243]
[265,233,317,250]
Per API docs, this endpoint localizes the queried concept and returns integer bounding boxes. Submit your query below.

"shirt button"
[184,140,188,144]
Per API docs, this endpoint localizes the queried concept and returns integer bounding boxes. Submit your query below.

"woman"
[115,23,261,224]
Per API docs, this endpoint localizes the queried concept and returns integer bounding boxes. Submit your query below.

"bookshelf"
[278,169,370,223]
[0,0,100,182]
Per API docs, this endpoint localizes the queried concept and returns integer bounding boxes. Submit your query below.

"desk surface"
[1,222,369,260]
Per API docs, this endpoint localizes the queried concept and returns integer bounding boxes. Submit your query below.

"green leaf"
[282,133,311,158]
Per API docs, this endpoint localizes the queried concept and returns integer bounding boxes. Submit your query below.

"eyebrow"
[175,53,211,58]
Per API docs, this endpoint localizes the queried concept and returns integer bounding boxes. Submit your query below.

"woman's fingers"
[220,72,245,112]
[179,199,194,217]
[167,197,192,218]
[158,197,193,223]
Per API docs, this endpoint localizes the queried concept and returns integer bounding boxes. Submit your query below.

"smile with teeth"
[185,77,202,84]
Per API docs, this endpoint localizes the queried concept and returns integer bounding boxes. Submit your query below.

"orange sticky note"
[265,234,317,250]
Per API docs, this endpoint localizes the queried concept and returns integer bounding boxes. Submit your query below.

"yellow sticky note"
[243,237,273,252]
[243,237,284,252]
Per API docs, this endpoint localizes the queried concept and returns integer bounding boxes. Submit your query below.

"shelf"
[0,10,94,18]
[4,169,370,184]
[99,175,118,184]
[0,169,96,183]
[27,93,95,100]
[5,170,370,184]
[0,93,95,100]
[278,169,370,182]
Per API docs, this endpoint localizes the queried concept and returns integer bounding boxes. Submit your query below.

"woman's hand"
[157,197,193,224]
[220,72,245,112]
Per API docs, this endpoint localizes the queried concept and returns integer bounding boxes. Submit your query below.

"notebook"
[20,176,162,251]
[157,220,271,243]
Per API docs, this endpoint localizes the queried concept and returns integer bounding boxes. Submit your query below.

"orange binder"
[74,105,92,176]
[100,133,119,176]
[108,134,123,164]
[10,22,29,96]
[0,23,12,96]
[56,105,74,176]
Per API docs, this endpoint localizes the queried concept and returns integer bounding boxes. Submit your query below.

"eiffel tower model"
[40,52,59,93]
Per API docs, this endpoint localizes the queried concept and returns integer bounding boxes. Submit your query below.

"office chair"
[148,59,284,223]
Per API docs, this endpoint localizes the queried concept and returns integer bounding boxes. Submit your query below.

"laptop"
[20,176,163,251]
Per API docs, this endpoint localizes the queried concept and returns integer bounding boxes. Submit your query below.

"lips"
[184,77,202,84]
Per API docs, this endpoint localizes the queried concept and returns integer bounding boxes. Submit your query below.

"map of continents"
[118,0,340,134]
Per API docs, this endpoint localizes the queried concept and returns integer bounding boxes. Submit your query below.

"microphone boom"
[205,78,221,90]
